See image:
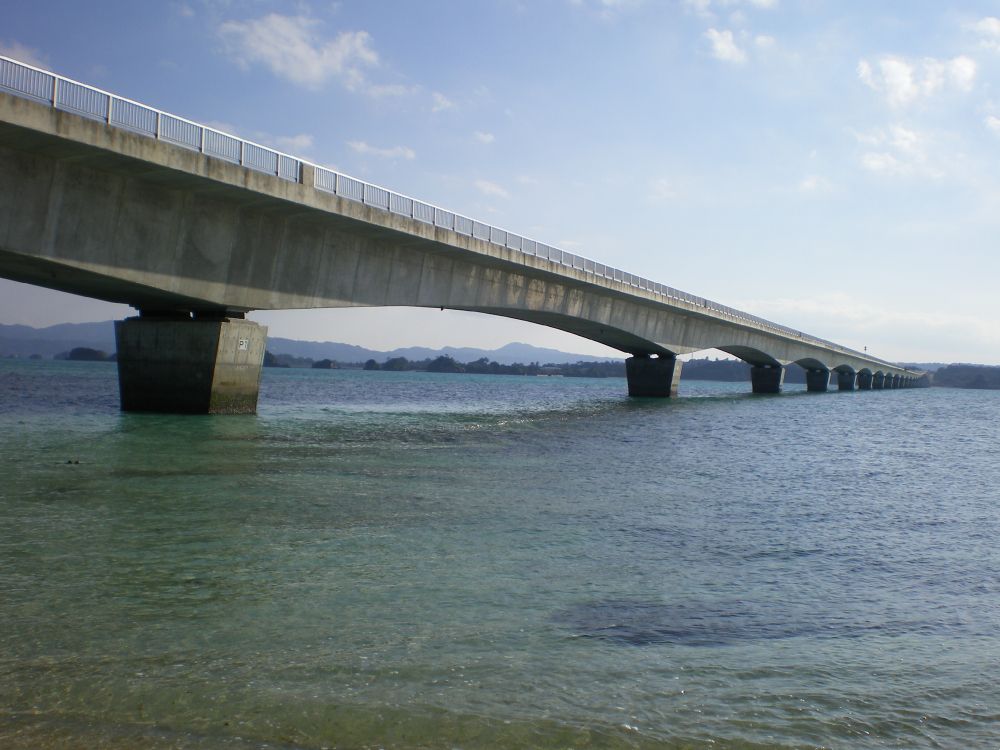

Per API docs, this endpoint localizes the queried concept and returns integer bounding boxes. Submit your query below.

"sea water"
[1,359,999,748]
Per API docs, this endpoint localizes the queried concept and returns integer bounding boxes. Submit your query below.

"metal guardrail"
[0,55,903,371]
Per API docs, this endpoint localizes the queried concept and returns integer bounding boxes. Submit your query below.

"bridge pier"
[115,315,267,414]
[751,365,784,394]
[872,372,885,389]
[837,371,857,391]
[626,355,683,397]
[805,368,830,392]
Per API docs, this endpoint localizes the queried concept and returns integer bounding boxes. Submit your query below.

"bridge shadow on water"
[553,598,974,647]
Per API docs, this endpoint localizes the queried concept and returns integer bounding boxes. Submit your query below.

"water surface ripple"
[2,360,999,748]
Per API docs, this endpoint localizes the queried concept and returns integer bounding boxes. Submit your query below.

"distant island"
[59,346,115,362]
[931,364,1000,389]
[3,321,999,387]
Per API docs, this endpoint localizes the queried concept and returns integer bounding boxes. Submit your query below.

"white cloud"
[367,83,418,98]
[704,28,746,64]
[971,16,1000,51]
[754,34,776,49]
[888,125,921,157]
[740,292,1000,363]
[219,14,378,91]
[857,55,976,107]
[474,131,495,144]
[0,40,49,69]
[860,151,905,176]
[686,0,776,16]
[348,141,415,160]
[684,0,713,18]
[986,115,1000,134]
[948,56,977,91]
[798,175,830,192]
[431,92,455,112]
[475,179,510,199]
[274,133,315,153]
[569,0,644,19]
[856,125,940,178]
[649,177,677,202]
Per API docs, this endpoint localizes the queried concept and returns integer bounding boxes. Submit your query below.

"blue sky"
[2,0,1000,363]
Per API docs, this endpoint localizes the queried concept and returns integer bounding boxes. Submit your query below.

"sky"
[2,0,1000,364]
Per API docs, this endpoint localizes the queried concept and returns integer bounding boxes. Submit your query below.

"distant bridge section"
[0,56,923,413]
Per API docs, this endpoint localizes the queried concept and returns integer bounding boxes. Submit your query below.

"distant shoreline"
[14,351,995,388]
[3,321,998,388]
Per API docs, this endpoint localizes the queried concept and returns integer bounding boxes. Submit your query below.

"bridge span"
[0,56,923,413]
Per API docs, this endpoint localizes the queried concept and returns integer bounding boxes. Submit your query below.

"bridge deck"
[0,55,918,382]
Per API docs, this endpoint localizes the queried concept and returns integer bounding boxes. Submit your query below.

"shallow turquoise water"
[2,360,999,748]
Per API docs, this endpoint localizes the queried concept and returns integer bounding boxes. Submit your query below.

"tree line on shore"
[267,351,627,378]
[930,364,1000,389]
[19,348,1000,389]
[268,352,804,382]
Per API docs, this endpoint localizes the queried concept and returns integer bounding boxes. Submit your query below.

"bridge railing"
[0,55,901,372]
[0,56,305,184]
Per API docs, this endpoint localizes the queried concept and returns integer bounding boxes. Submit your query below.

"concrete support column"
[626,354,683,397]
[857,371,873,390]
[751,364,784,394]
[872,372,885,389]
[115,316,267,414]
[837,371,857,391]
[806,368,830,392]
[300,162,315,187]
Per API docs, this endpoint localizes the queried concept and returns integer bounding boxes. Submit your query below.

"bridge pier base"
[806,368,830,392]
[115,316,267,414]
[751,365,784,394]
[626,355,683,397]
[837,371,857,391]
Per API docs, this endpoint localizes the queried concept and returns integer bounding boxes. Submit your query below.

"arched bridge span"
[0,56,922,412]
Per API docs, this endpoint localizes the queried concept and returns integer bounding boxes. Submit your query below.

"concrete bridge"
[0,56,922,413]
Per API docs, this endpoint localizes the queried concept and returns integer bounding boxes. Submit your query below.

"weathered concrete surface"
[116,317,266,413]
[751,365,785,394]
[837,371,857,391]
[625,355,683,397]
[0,91,919,388]
[805,368,830,392]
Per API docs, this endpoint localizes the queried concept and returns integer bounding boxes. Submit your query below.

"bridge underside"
[0,91,921,412]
